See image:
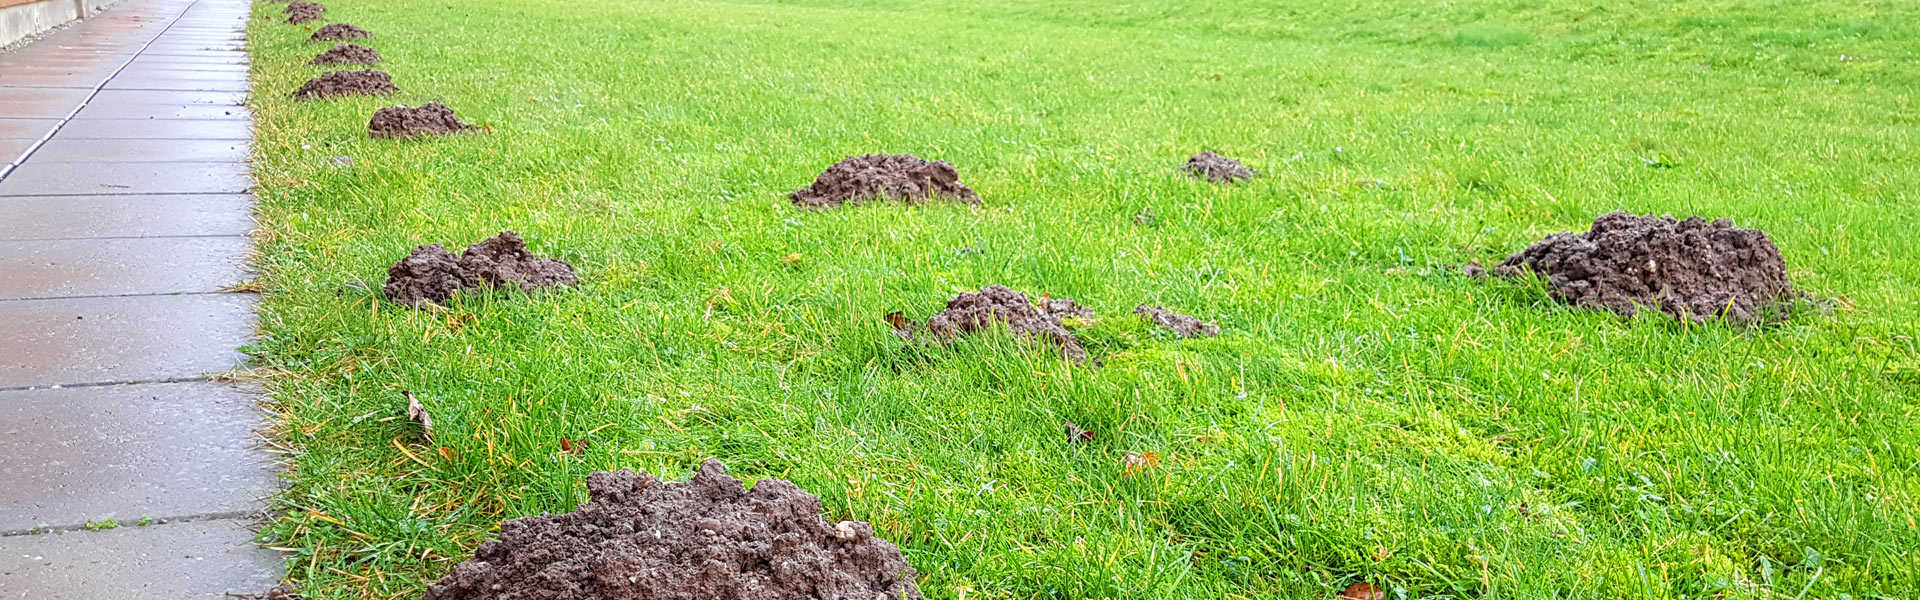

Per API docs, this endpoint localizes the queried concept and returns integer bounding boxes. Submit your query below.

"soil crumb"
[927,285,1087,361]
[368,101,475,139]
[309,23,370,41]
[291,69,396,100]
[1135,305,1220,338]
[284,2,323,24]
[423,459,922,600]
[1493,211,1794,324]
[791,154,980,208]
[1182,151,1257,183]
[1042,298,1096,321]
[310,43,381,65]
[382,231,576,306]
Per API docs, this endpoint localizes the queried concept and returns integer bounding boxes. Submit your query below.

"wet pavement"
[0,0,282,597]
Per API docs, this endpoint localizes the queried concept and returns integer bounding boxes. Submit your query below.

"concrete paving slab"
[116,69,248,82]
[101,77,249,92]
[0,194,255,240]
[0,139,33,162]
[0,88,91,118]
[90,89,245,105]
[0,519,281,598]
[121,60,248,72]
[0,237,250,299]
[0,162,251,195]
[50,119,251,140]
[0,293,255,388]
[0,382,275,532]
[0,118,58,140]
[71,103,250,120]
[28,138,249,162]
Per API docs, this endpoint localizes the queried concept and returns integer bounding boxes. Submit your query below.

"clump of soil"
[309,43,381,65]
[382,231,577,306]
[1135,305,1220,338]
[1042,298,1095,321]
[284,1,323,24]
[926,285,1087,361]
[1493,211,1794,324]
[1182,151,1257,183]
[291,69,396,100]
[791,154,980,208]
[309,23,370,41]
[368,102,475,139]
[423,459,922,600]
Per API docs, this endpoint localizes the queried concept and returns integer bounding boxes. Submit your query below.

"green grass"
[244,0,1920,597]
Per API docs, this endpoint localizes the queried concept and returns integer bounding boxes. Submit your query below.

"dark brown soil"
[309,23,371,41]
[1182,151,1257,183]
[927,285,1087,361]
[423,459,922,600]
[1135,305,1220,338]
[284,2,323,24]
[291,70,395,100]
[309,43,381,65]
[791,154,980,208]
[1493,211,1794,324]
[1042,298,1095,321]
[368,102,475,139]
[382,231,576,306]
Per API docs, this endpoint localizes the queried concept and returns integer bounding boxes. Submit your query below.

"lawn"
[243,0,1920,597]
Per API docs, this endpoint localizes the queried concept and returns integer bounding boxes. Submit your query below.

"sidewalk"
[0,0,282,597]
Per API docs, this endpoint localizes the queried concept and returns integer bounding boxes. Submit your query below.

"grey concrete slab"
[0,88,90,118]
[119,69,248,83]
[121,61,248,73]
[0,139,34,162]
[0,237,250,299]
[26,139,249,164]
[49,119,250,140]
[0,519,281,598]
[0,194,254,240]
[0,293,255,388]
[71,103,250,120]
[90,89,245,105]
[0,75,101,89]
[101,77,249,92]
[0,162,251,196]
[0,118,58,139]
[0,382,275,532]
[130,50,246,60]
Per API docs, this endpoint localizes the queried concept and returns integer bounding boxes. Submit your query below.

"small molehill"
[309,23,370,41]
[383,231,576,306]
[291,70,395,99]
[924,285,1087,362]
[309,43,381,65]
[368,102,475,139]
[284,1,323,24]
[424,459,922,600]
[1136,305,1219,338]
[791,153,980,208]
[1182,151,1257,183]
[1493,211,1794,324]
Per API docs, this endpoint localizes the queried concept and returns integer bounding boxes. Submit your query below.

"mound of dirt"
[284,2,323,24]
[1182,151,1257,183]
[1042,298,1095,321]
[1135,305,1219,338]
[291,69,396,100]
[790,154,980,208]
[309,43,381,65]
[1492,211,1794,324]
[382,231,576,306]
[309,23,370,41]
[423,459,922,600]
[927,285,1087,361]
[368,102,475,139]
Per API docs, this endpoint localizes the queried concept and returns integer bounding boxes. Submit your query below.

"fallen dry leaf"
[1338,582,1384,600]
[1122,451,1160,476]
[560,436,589,455]
[1063,421,1095,443]
[403,390,434,443]
[884,311,915,340]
